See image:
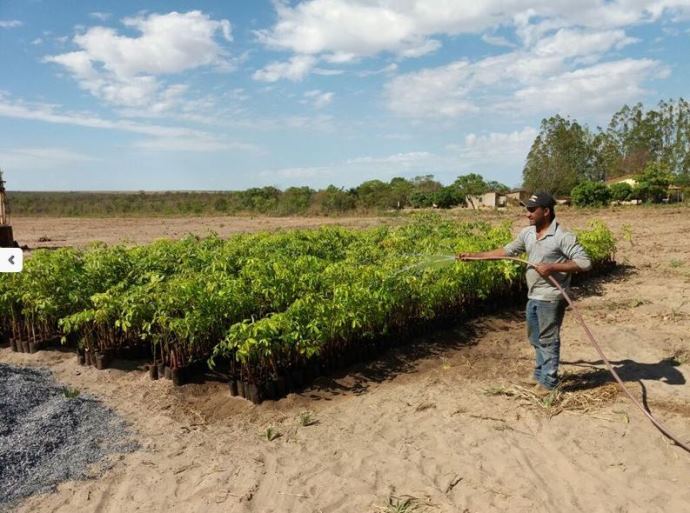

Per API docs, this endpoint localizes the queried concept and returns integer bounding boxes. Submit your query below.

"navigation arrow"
[0,249,23,272]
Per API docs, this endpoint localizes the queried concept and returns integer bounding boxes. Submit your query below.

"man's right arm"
[456,247,508,260]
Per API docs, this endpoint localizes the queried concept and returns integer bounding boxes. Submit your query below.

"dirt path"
[2,207,689,513]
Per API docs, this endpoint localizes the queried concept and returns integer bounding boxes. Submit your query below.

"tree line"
[523,98,690,201]
[8,173,510,217]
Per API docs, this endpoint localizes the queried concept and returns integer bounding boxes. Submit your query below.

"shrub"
[571,181,611,207]
[608,182,633,202]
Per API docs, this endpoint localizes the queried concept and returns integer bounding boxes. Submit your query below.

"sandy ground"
[11,215,397,250]
[2,206,690,513]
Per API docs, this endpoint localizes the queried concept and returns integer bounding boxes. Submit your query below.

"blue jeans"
[526,299,566,389]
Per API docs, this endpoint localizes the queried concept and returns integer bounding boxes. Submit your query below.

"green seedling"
[621,224,634,246]
[62,387,80,399]
[263,426,281,441]
[382,495,423,513]
[298,411,317,427]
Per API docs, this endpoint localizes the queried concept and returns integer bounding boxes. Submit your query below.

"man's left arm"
[535,232,592,278]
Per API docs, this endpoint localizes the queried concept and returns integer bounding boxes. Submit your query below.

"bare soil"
[2,206,689,513]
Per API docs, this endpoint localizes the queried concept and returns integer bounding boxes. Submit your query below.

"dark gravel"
[0,363,138,508]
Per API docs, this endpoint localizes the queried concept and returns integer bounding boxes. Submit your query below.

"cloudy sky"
[1,1,689,191]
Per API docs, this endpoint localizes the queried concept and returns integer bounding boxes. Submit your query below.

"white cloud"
[347,151,434,165]
[252,55,316,82]
[254,0,690,81]
[532,28,637,59]
[132,137,259,153]
[89,12,111,21]
[385,61,479,118]
[385,23,662,120]
[259,166,334,180]
[0,20,22,29]
[259,1,690,56]
[31,38,43,45]
[396,38,442,58]
[448,127,538,159]
[0,147,98,170]
[512,58,670,116]
[44,11,233,111]
[313,67,345,76]
[481,33,517,48]
[0,92,216,138]
[302,90,334,108]
[358,63,398,77]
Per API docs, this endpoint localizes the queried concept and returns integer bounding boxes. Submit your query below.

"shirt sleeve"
[560,232,592,271]
[504,229,526,257]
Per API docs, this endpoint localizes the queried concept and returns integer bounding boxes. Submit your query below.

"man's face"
[526,205,546,225]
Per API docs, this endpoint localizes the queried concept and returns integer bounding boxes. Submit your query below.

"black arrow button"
[8,255,14,265]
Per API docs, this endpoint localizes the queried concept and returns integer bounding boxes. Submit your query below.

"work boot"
[532,383,554,398]
[516,376,539,388]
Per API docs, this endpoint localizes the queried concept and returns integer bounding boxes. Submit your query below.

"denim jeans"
[526,298,566,389]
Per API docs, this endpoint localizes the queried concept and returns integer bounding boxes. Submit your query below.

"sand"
[2,206,689,513]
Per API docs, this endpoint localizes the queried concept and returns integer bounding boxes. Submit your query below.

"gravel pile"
[0,363,138,508]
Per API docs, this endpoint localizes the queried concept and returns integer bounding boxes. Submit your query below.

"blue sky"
[1,1,689,191]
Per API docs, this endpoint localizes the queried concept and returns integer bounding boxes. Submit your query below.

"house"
[465,191,507,209]
[505,189,530,205]
[666,185,684,203]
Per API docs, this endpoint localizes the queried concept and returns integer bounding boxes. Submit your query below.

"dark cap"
[522,192,556,208]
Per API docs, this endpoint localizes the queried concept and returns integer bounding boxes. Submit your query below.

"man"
[457,192,592,392]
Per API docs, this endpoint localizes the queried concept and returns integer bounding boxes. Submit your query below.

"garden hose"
[460,255,690,454]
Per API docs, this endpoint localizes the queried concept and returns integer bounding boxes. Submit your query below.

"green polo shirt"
[504,219,592,301]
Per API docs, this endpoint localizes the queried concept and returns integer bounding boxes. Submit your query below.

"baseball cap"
[521,192,556,208]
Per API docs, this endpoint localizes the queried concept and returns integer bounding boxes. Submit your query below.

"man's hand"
[455,252,472,261]
[534,263,554,278]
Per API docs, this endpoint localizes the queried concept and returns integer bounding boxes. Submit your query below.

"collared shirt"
[504,219,592,301]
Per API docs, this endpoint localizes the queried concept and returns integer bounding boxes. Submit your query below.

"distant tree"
[213,197,229,212]
[411,175,443,193]
[409,191,435,208]
[599,99,690,179]
[452,173,488,198]
[388,177,414,209]
[355,179,392,209]
[635,162,674,203]
[432,187,462,208]
[277,186,313,215]
[486,180,510,193]
[523,115,596,195]
[239,187,281,213]
[312,185,356,214]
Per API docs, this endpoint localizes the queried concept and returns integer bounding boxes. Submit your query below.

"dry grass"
[373,495,436,513]
[485,372,620,417]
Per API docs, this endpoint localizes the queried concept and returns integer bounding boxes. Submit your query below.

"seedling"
[298,411,317,427]
[381,495,423,513]
[62,386,80,399]
[263,426,281,441]
[621,224,634,246]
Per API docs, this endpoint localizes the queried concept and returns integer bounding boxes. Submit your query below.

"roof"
[605,174,638,185]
